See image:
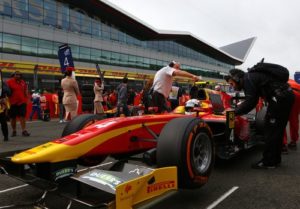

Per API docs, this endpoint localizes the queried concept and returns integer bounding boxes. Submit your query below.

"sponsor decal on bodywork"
[147,180,176,193]
[82,171,123,191]
[53,167,77,181]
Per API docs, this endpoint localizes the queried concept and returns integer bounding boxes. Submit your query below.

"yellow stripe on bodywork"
[115,167,177,209]
[12,121,165,164]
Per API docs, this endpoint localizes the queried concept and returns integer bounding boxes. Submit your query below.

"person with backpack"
[224,63,294,169]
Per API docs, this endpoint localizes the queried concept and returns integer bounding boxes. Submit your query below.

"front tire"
[61,114,106,166]
[157,117,214,189]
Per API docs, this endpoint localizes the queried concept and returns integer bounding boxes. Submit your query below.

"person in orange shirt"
[214,85,232,109]
[52,92,59,116]
[282,79,300,152]
[108,89,117,109]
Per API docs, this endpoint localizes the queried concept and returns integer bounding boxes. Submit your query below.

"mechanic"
[214,85,232,109]
[152,61,201,113]
[282,79,300,151]
[225,68,294,169]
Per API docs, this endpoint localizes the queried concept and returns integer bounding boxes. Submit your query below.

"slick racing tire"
[61,114,106,166]
[157,117,214,189]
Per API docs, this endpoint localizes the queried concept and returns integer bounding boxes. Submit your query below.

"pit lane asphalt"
[0,119,300,209]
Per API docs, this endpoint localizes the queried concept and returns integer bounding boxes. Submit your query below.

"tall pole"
[33,64,38,90]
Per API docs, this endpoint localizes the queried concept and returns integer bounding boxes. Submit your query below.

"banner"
[58,44,74,74]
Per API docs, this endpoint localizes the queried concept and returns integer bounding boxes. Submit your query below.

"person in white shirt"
[93,78,104,114]
[152,61,201,113]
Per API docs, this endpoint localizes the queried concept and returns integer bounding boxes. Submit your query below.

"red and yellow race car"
[0,89,265,209]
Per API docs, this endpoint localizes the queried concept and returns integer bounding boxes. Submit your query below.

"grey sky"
[107,0,300,77]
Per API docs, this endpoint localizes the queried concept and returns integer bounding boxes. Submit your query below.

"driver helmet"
[185,99,200,115]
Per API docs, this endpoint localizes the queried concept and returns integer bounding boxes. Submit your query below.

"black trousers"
[263,91,294,165]
[0,112,8,139]
[152,91,170,113]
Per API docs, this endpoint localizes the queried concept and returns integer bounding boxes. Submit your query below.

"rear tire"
[61,114,106,166]
[157,117,214,189]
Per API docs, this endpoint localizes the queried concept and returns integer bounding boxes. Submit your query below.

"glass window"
[80,13,92,35]
[28,0,43,23]
[119,54,128,66]
[136,56,143,68]
[38,39,53,56]
[69,8,81,32]
[57,2,69,30]
[22,36,37,47]
[39,39,53,49]
[111,52,120,65]
[101,23,110,40]
[90,48,101,62]
[21,45,37,55]
[110,27,118,41]
[21,36,37,55]
[143,58,150,68]
[3,34,20,53]
[91,18,101,37]
[3,33,20,44]
[44,0,56,26]
[118,31,126,43]
[0,0,12,16]
[157,60,164,69]
[79,46,90,61]
[101,50,111,64]
[128,55,136,67]
[11,0,28,20]
[149,59,157,70]
[0,32,2,48]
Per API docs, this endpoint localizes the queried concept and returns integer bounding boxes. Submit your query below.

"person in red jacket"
[6,71,30,137]
[214,85,232,109]
[282,79,300,152]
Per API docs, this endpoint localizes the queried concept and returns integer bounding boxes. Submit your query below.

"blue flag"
[58,44,74,73]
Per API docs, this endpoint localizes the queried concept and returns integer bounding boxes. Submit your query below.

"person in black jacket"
[0,82,11,141]
[225,68,294,169]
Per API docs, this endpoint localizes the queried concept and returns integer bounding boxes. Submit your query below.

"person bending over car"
[225,68,294,169]
[152,61,200,113]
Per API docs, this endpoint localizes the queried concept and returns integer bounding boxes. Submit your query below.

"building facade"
[0,0,254,91]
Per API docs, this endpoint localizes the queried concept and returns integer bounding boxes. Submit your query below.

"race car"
[0,89,265,209]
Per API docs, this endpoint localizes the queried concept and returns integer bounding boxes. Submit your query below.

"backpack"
[248,60,291,100]
[248,60,289,83]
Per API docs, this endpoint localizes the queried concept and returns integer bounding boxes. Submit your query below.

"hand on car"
[222,108,234,115]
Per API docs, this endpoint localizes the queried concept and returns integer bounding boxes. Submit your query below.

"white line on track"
[0,184,28,194]
[206,186,239,209]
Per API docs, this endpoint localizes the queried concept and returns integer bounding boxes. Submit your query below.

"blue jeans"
[29,106,42,120]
